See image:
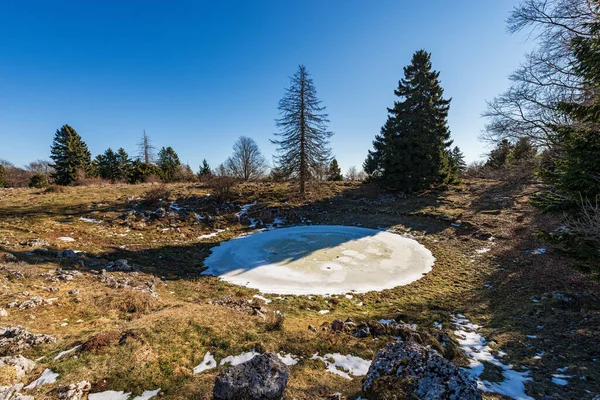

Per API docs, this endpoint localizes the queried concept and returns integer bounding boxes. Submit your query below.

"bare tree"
[136,130,156,164]
[482,0,594,147]
[25,160,54,175]
[345,165,358,181]
[226,136,268,181]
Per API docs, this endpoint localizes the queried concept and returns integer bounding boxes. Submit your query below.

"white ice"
[58,237,75,242]
[193,351,217,374]
[551,374,572,386]
[54,344,82,360]
[198,229,225,240]
[220,350,259,366]
[88,391,131,400]
[25,369,59,389]
[132,389,161,400]
[80,217,102,223]
[253,294,272,304]
[453,315,533,400]
[203,225,435,295]
[311,353,371,380]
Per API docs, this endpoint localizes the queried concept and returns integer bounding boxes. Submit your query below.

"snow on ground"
[79,217,102,223]
[551,374,572,386]
[132,389,161,400]
[453,315,533,400]
[310,353,371,380]
[193,351,217,374]
[318,310,330,314]
[253,294,272,304]
[24,369,59,389]
[203,225,435,295]
[476,247,491,254]
[58,237,75,242]
[54,344,82,360]
[88,391,131,400]
[277,353,299,366]
[219,350,259,366]
[197,229,225,240]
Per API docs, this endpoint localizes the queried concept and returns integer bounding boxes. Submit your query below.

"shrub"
[44,185,66,194]
[208,175,238,201]
[265,311,285,331]
[143,185,171,206]
[29,173,49,188]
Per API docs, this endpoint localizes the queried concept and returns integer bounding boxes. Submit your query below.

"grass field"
[1,180,598,399]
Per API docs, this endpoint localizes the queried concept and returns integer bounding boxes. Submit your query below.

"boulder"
[362,341,480,400]
[213,353,289,400]
[0,326,56,355]
[0,384,34,400]
[106,259,136,272]
[0,356,36,381]
[58,381,91,400]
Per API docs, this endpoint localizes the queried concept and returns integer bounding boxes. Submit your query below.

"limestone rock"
[0,356,36,381]
[0,326,56,355]
[213,353,289,400]
[362,341,480,400]
[0,384,34,400]
[58,381,91,400]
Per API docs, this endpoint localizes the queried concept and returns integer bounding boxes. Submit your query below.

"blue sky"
[0,1,530,172]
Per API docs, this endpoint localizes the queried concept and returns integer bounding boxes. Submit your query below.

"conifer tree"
[485,139,514,169]
[198,159,212,177]
[50,124,93,185]
[137,130,156,164]
[327,159,343,181]
[364,50,453,191]
[448,146,466,174]
[272,65,333,194]
[157,146,181,182]
[94,148,119,181]
[0,164,5,188]
[116,148,132,181]
[128,160,160,184]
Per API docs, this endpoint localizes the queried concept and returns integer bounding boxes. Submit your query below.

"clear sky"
[0,1,531,172]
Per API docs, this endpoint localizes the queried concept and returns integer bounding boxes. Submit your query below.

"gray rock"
[213,353,289,400]
[58,380,91,400]
[0,326,56,355]
[0,384,34,400]
[0,309,7,318]
[4,254,17,263]
[363,341,481,400]
[154,208,166,218]
[106,259,136,272]
[57,250,78,259]
[0,355,36,381]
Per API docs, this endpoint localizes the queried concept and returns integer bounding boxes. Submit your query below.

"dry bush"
[107,290,159,314]
[81,330,122,354]
[265,311,285,331]
[145,174,162,184]
[143,185,171,206]
[567,196,600,249]
[208,175,238,201]
[2,167,33,188]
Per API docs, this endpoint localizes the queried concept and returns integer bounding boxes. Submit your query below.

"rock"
[154,208,166,218]
[329,393,344,400]
[4,254,17,263]
[58,380,91,400]
[0,355,36,381]
[0,309,8,317]
[213,353,289,400]
[106,259,136,272]
[0,384,34,400]
[57,250,78,259]
[68,289,80,295]
[0,326,56,355]
[22,238,50,248]
[363,341,481,400]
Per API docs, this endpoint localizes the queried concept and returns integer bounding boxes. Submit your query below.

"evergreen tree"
[157,146,181,182]
[272,65,333,194]
[485,139,514,169]
[116,148,132,181]
[50,124,93,185]
[449,146,466,173]
[327,159,343,181]
[128,160,160,184]
[364,50,453,191]
[0,164,5,188]
[198,159,212,177]
[94,148,119,181]
[507,137,537,164]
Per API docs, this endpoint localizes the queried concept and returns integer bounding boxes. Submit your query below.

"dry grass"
[0,180,598,399]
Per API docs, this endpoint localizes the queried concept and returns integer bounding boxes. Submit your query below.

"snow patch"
[318,310,330,315]
[88,391,131,400]
[277,353,299,366]
[25,369,59,389]
[80,217,102,224]
[311,353,371,380]
[253,294,272,304]
[220,350,259,366]
[54,344,82,360]
[58,237,75,242]
[551,374,572,386]
[197,229,225,240]
[193,351,217,374]
[453,315,533,400]
[132,389,161,400]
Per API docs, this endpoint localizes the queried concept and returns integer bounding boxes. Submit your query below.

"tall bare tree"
[272,65,333,194]
[226,136,268,181]
[136,130,156,164]
[482,0,594,147]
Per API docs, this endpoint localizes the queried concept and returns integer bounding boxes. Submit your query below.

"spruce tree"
[199,159,212,177]
[116,148,132,181]
[485,139,514,169]
[272,65,333,194]
[327,159,343,181]
[50,124,93,185]
[364,50,453,191]
[157,146,181,182]
[128,160,160,184]
[449,146,466,173]
[94,148,119,181]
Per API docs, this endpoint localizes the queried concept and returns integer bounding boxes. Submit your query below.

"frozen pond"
[203,225,435,295]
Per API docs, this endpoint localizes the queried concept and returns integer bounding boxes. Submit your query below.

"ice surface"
[311,353,371,380]
[25,369,59,388]
[203,226,435,295]
[54,344,82,360]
